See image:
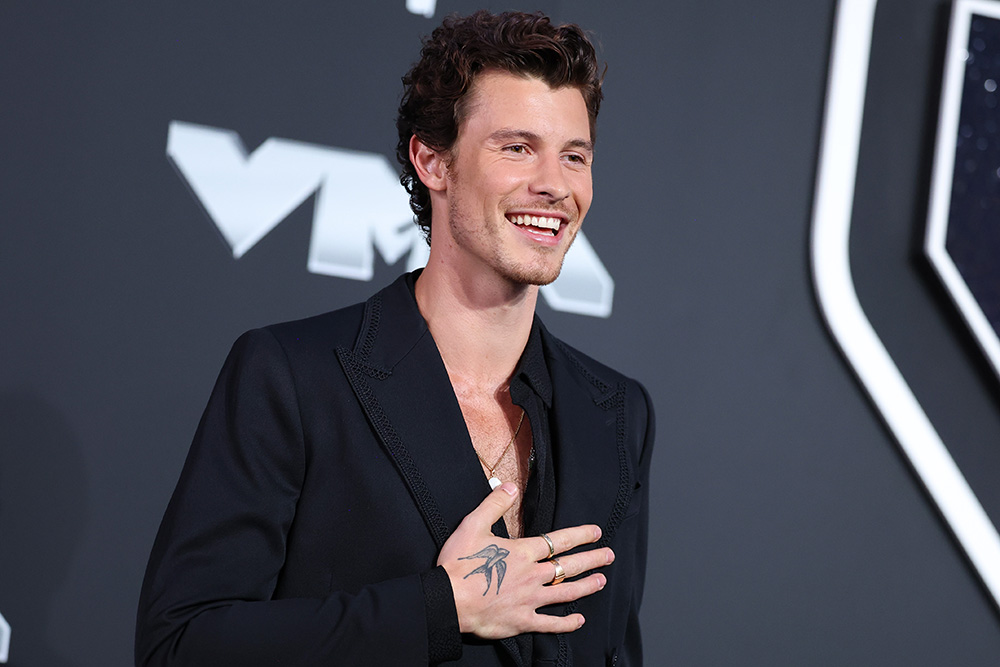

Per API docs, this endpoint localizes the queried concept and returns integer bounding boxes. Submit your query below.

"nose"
[528,152,570,202]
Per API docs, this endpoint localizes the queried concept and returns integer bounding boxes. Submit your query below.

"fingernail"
[593,526,602,540]
[597,574,607,589]
[606,549,615,564]
[578,616,586,628]
[500,482,517,496]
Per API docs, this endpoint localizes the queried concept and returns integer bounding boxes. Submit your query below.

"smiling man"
[413,71,592,289]
[137,10,654,667]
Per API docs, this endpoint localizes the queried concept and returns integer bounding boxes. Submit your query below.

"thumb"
[462,482,518,532]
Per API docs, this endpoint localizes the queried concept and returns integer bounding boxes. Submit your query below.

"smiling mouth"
[507,214,562,236]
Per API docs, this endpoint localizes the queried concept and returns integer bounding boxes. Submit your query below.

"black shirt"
[424,316,557,666]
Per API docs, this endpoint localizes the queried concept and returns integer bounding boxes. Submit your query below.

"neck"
[415,261,537,390]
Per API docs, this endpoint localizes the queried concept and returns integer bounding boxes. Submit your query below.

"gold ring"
[549,557,566,585]
[540,532,555,559]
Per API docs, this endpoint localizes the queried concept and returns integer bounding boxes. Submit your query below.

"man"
[136,10,654,666]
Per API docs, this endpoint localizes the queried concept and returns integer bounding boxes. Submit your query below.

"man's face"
[436,70,594,287]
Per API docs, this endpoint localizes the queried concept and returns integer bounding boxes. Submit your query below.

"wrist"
[421,566,462,663]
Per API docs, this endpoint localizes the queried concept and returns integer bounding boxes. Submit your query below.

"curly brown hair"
[396,10,603,243]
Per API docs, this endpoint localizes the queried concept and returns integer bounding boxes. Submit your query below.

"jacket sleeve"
[135,328,461,666]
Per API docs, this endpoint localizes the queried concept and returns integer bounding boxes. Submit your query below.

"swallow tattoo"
[459,544,510,595]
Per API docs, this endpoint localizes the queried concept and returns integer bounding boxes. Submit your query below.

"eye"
[563,153,590,166]
[503,144,528,154]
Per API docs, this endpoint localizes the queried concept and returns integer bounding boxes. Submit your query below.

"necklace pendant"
[488,476,502,490]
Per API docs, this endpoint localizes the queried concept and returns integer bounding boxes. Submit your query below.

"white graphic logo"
[167,121,614,317]
[812,0,1000,607]
[406,0,436,18]
[0,610,9,663]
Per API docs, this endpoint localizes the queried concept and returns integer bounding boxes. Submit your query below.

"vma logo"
[167,121,614,317]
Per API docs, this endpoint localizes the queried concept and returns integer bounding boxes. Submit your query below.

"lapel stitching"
[554,382,629,667]
[337,348,451,548]
[601,383,633,546]
[553,339,610,394]
[550,338,635,667]
[336,292,452,548]
[351,295,392,379]
[357,293,382,358]
[551,339,635,548]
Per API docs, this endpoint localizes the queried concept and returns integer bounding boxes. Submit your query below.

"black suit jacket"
[136,273,655,667]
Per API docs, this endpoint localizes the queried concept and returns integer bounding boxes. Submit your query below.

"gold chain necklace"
[474,408,526,490]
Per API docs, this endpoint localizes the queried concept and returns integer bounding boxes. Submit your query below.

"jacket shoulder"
[541,327,655,441]
[249,301,368,353]
[541,328,643,395]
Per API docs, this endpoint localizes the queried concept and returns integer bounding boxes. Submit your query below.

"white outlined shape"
[0,610,9,663]
[166,121,415,280]
[925,0,1000,381]
[811,0,1000,608]
[406,0,436,18]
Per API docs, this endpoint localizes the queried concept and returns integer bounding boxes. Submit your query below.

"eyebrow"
[564,138,595,154]
[488,128,594,155]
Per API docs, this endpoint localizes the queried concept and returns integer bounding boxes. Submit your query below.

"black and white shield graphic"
[813,0,1000,610]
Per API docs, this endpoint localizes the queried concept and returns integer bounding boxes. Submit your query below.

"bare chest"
[454,391,533,538]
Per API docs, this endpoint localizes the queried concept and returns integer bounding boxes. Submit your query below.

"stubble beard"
[447,196,576,287]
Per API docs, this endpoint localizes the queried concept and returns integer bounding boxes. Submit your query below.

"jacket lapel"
[336,273,491,548]
[544,332,634,547]
[536,334,635,667]
[338,274,527,666]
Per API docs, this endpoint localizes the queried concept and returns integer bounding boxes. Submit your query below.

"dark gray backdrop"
[3,0,1000,664]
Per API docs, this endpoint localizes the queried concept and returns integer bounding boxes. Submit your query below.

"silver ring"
[549,557,566,585]
[540,532,555,559]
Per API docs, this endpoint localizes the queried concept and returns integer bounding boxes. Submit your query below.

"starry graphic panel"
[927,0,1000,380]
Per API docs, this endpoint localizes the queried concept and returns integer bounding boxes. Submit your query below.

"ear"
[409,135,448,192]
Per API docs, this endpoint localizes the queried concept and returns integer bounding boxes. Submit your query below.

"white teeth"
[509,215,561,232]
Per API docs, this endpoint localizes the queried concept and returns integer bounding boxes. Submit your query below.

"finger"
[541,547,614,582]
[458,482,518,532]
[540,573,607,606]
[527,612,586,634]
[534,524,602,560]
